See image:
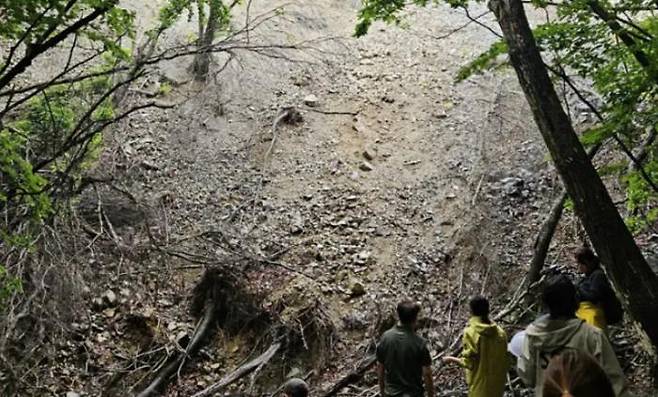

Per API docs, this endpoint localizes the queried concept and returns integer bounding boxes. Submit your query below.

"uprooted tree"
[355,0,658,360]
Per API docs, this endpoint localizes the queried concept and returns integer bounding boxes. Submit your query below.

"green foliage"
[456,40,507,81]
[159,82,173,95]
[155,0,234,37]
[0,129,52,221]
[0,1,135,55]
[0,265,22,308]
[8,75,115,172]
[564,197,575,212]
[0,0,135,302]
[356,0,416,37]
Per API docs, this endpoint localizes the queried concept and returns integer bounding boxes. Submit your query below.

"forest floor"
[30,0,656,396]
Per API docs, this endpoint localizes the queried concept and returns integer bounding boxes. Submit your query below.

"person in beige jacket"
[517,275,629,397]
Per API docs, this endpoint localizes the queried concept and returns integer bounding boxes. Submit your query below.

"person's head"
[574,247,600,274]
[543,275,578,319]
[396,300,421,327]
[469,296,490,323]
[283,378,309,397]
[542,349,615,397]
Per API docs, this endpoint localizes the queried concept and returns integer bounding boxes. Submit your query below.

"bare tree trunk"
[527,191,566,284]
[488,0,658,352]
[192,3,221,81]
[527,144,601,285]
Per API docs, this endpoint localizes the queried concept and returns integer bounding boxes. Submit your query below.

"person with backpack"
[517,275,628,397]
[574,247,623,329]
[442,296,509,397]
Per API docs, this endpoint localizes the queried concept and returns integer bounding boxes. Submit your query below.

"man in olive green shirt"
[377,301,435,397]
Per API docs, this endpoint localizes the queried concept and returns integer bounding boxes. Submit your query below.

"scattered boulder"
[342,311,369,330]
[290,211,304,235]
[359,161,374,172]
[140,160,160,171]
[500,177,524,197]
[102,289,118,307]
[303,94,319,107]
[433,110,448,119]
[362,147,375,161]
[348,278,366,297]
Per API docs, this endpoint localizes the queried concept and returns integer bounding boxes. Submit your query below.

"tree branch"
[0,2,114,91]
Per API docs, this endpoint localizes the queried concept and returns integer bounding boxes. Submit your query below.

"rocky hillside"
[23,1,653,396]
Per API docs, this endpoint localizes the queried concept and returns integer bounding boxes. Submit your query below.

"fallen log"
[191,342,281,397]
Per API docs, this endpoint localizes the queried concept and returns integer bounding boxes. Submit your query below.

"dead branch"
[494,275,546,322]
[264,106,299,164]
[427,9,492,40]
[191,342,281,397]
[304,106,359,116]
[629,126,657,173]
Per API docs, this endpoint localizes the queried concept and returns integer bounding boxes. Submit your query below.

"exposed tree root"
[322,355,377,397]
[135,270,225,397]
[191,342,281,397]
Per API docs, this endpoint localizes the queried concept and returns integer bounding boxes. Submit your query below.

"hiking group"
[374,247,629,397]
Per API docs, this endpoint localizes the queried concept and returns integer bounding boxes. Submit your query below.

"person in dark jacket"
[574,247,612,329]
[377,300,435,397]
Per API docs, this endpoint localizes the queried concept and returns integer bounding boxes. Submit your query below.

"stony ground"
[25,1,655,396]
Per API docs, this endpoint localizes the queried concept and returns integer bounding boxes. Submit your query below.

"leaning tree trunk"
[527,144,601,285]
[527,191,566,285]
[488,0,658,352]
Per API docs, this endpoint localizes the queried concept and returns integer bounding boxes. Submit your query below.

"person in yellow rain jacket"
[574,247,619,330]
[443,297,509,397]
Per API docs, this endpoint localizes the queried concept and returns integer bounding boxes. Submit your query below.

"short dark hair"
[543,275,578,319]
[469,296,490,319]
[397,300,421,325]
[575,247,600,270]
[283,378,309,397]
[542,350,614,397]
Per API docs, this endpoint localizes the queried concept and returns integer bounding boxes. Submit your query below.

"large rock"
[362,147,375,161]
[348,278,366,297]
[359,161,374,172]
[303,94,319,107]
[102,289,118,307]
